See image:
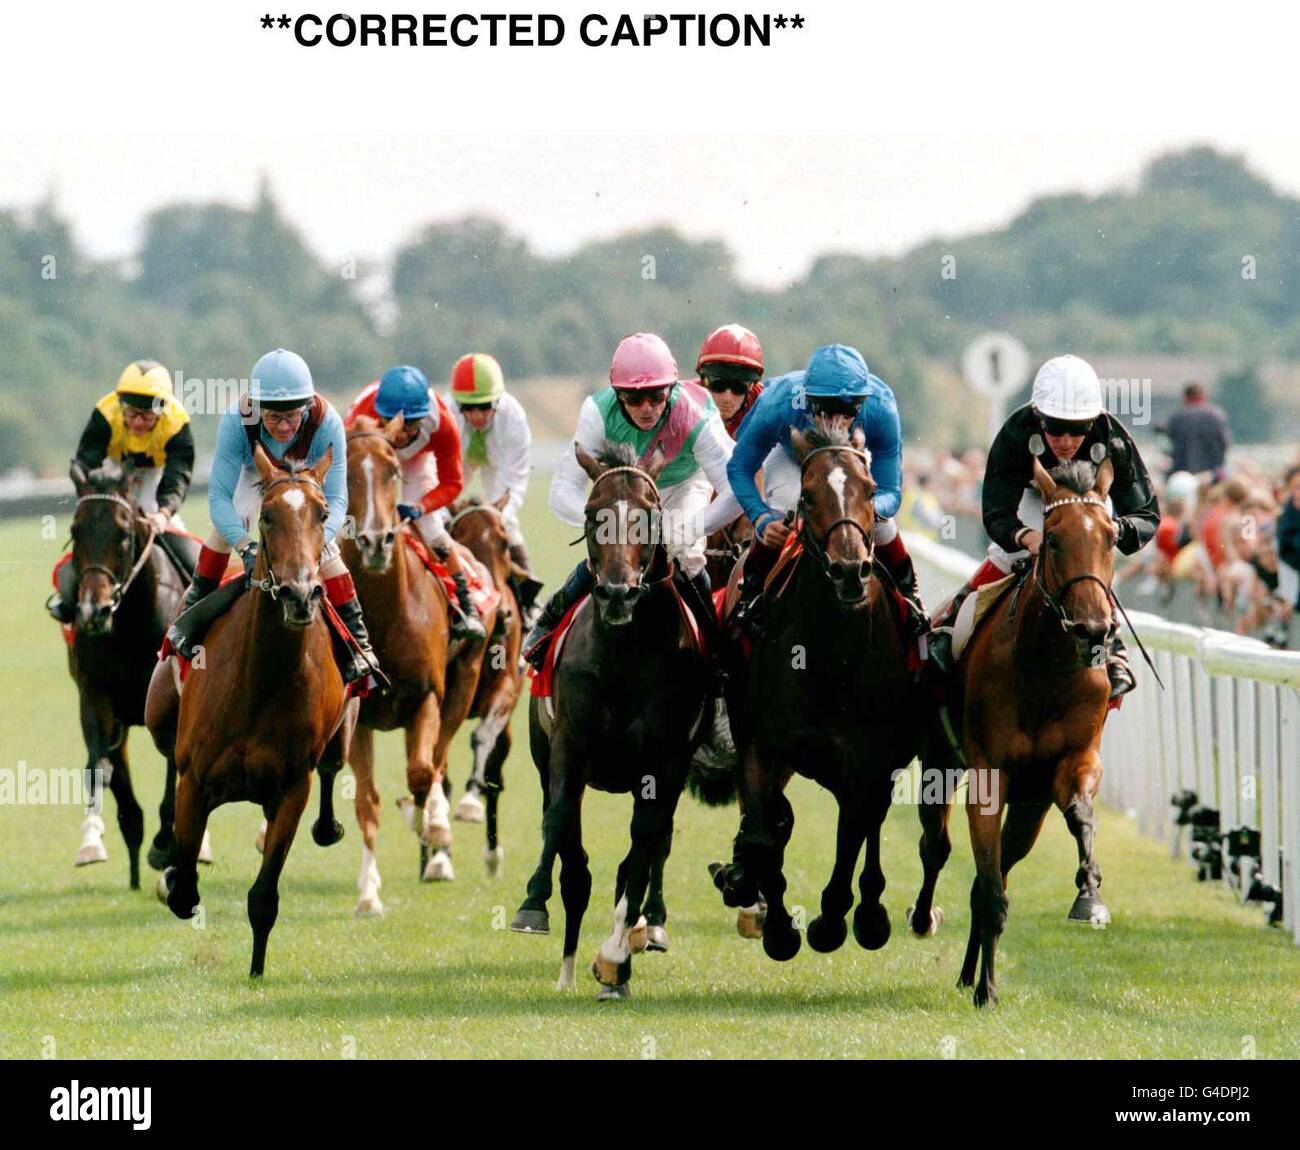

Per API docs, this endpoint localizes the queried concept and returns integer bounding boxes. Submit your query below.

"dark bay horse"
[147,446,356,977]
[61,460,188,889]
[448,495,524,876]
[510,442,713,999]
[342,418,494,908]
[909,456,1118,1007]
[712,419,926,962]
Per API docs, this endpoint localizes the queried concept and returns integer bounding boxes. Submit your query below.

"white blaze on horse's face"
[359,454,377,536]
[281,487,306,514]
[827,466,847,519]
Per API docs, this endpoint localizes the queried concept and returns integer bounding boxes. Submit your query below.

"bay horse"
[342,418,494,911]
[61,459,189,889]
[447,495,524,876]
[510,442,712,999]
[909,456,1117,1007]
[711,419,925,962]
[147,445,356,977]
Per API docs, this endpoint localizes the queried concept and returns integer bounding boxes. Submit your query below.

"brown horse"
[447,495,524,876]
[711,419,926,962]
[146,445,356,977]
[60,460,189,888]
[510,442,714,998]
[342,419,494,910]
[909,456,1117,1007]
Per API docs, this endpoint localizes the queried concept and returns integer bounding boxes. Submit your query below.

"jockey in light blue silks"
[727,343,927,634]
[164,348,382,685]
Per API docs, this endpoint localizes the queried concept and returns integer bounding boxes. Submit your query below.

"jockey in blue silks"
[727,342,927,634]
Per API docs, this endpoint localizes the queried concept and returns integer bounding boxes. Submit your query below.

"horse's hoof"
[737,904,766,939]
[853,903,891,950]
[973,983,998,1009]
[509,908,549,934]
[421,850,455,882]
[907,904,944,938]
[483,846,504,877]
[1068,893,1111,927]
[254,820,267,854]
[806,914,848,953]
[627,917,649,954]
[455,792,485,822]
[555,954,577,991]
[311,818,345,848]
[645,925,669,953]
[597,981,631,1002]
[75,842,108,867]
[355,895,385,918]
[146,841,173,872]
[762,922,801,962]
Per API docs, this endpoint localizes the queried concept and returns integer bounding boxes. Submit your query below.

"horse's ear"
[382,413,405,443]
[644,444,666,482]
[1094,457,1115,500]
[252,442,278,487]
[790,427,811,461]
[308,445,334,487]
[1031,455,1057,501]
[116,456,136,489]
[575,444,605,481]
[69,460,89,493]
[493,490,511,513]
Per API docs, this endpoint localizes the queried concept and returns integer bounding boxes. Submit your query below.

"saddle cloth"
[402,529,501,618]
[941,573,1015,664]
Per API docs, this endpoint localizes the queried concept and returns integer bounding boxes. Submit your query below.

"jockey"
[523,331,743,667]
[727,343,928,634]
[927,354,1159,699]
[165,348,382,685]
[345,365,487,640]
[696,324,764,440]
[447,352,543,627]
[49,360,199,623]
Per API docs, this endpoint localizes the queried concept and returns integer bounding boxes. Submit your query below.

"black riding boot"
[333,595,390,690]
[163,572,221,657]
[1107,629,1136,701]
[729,539,778,638]
[47,560,79,624]
[450,571,488,641]
[523,560,593,670]
[507,540,545,630]
[887,550,930,636]
[925,575,978,676]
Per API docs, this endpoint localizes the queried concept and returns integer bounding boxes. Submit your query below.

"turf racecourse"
[1,478,1297,1060]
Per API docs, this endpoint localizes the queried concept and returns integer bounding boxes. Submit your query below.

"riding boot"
[330,593,391,691]
[163,544,229,658]
[729,538,779,638]
[926,558,1006,675]
[450,571,488,641]
[47,560,79,624]
[507,541,545,630]
[1106,628,1137,701]
[523,560,593,671]
[877,535,929,635]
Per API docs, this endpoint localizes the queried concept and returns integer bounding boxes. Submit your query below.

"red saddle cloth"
[402,530,502,618]
[529,579,704,701]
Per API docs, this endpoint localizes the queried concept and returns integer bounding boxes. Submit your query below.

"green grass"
[1,481,1297,1060]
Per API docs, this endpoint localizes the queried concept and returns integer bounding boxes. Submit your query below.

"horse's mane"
[805,416,853,449]
[596,442,639,469]
[349,415,381,434]
[82,459,130,493]
[1048,459,1097,495]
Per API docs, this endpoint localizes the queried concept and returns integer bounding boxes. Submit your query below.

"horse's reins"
[248,471,326,599]
[797,444,876,598]
[72,492,158,613]
[1035,492,1164,687]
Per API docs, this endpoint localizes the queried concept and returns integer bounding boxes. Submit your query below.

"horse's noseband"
[250,472,326,600]
[580,465,668,593]
[72,491,157,614]
[797,444,875,596]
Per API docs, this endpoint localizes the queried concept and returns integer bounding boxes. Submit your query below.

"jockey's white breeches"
[760,443,898,547]
[128,466,187,531]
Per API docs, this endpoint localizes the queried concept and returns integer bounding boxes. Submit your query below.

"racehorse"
[909,456,1118,1007]
[447,495,524,875]
[341,418,494,910]
[711,419,925,962]
[146,445,356,977]
[510,442,713,998]
[61,460,189,888]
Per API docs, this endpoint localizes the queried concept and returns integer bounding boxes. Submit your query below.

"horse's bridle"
[248,471,326,599]
[72,492,158,614]
[447,502,504,532]
[1033,493,1115,631]
[578,464,669,590]
[797,444,876,594]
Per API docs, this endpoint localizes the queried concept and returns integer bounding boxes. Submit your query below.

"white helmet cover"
[1031,354,1103,422]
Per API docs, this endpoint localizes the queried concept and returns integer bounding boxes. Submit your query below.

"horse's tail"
[686,698,738,806]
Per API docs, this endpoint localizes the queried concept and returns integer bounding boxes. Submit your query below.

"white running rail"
[908,533,1300,945]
